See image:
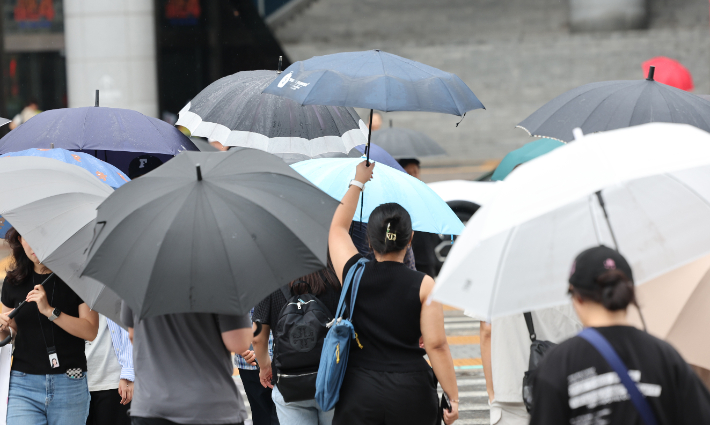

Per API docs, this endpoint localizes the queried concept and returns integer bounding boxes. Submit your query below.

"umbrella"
[0,156,126,324]
[263,50,484,161]
[371,126,446,158]
[627,255,710,370]
[353,143,405,172]
[176,70,368,157]
[490,138,564,181]
[432,123,710,320]
[80,148,340,319]
[0,105,197,157]
[517,66,710,142]
[291,158,465,235]
[1,148,129,188]
[642,57,693,91]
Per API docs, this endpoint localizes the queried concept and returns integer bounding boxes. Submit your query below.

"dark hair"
[289,251,339,296]
[398,158,420,169]
[4,227,34,286]
[366,203,412,255]
[569,269,636,311]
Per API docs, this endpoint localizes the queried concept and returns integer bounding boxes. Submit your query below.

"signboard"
[4,0,64,33]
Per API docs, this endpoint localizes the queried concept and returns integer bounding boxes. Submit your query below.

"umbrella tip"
[572,128,584,141]
[95,90,99,107]
[389,119,393,128]
[647,65,655,81]
[196,164,202,181]
[277,56,283,74]
[50,143,54,149]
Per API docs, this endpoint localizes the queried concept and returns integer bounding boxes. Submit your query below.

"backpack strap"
[578,328,658,425]
[524,312,536,342]
[335,257,369,319]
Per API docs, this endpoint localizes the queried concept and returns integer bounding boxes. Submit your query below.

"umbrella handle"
[366,109,373,165]
[0,273,55,347]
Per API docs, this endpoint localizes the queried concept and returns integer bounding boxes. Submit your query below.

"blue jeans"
[7,370,90,425]
[272,385,333,425]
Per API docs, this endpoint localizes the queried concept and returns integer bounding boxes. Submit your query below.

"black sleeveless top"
[343,254,428,372]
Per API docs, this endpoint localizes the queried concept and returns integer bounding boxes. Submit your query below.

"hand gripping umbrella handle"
[0,273,55,347]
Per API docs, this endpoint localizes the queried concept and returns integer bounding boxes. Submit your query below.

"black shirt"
[530,326,710,425]
[411,231,439,278]
[1,272,87,375]
[343,254,428,372]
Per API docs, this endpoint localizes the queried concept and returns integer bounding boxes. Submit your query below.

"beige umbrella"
[628,254,710,370]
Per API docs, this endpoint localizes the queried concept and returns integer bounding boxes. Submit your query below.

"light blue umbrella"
[1,148,130,188]
[291,158,465,235]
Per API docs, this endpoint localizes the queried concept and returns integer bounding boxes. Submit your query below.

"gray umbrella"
[371,125,446,158]
[518,66,710,142]
[176,70,367,157]
[81,148,339,319]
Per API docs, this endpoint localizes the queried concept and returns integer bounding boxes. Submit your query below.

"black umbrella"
[371,123,446,158]
[518,66,710,142]
[176,68,367,158]
[80,148,339,319]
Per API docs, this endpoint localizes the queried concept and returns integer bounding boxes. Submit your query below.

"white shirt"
[85,315,123,391]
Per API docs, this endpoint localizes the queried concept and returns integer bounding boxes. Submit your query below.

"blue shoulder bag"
[315,257,368,411]
[578,328,658,425]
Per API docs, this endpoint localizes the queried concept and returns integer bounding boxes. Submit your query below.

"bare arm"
[480,321,494,402]
[128,327,133,344]
[221,328,251,354]
[26,284,99,341]
[253,323,274,388]
[420,276,459,424]
[0,304,17,340]
[330,161,375,283]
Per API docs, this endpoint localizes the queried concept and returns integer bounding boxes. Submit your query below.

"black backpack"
[273,278,334,402]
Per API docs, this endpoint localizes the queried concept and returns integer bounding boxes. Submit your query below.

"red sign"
[165,0,201,20]
[14,0,55,23]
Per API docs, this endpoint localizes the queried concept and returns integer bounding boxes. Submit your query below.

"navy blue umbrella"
[0,103,197,168]
[263,50,484,162]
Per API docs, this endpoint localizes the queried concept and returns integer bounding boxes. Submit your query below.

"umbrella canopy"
[517,67,710,142]
[81,148,339,319]
[642,57,693,91]
[491,138,564,181]
[627,255,710,370]
[176,70,368,157]
[432,123,710,320]
[263,50,484,116]
[371,127,446,158]
[0,106,197,155]
[353,143,405,171]
[1,148,129,188]
[291,158,465,235]
[0,156,125,324]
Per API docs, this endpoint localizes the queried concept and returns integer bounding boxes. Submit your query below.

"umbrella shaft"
[366,109,373,165]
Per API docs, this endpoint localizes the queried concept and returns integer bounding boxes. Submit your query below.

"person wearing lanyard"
[0,228,99,424]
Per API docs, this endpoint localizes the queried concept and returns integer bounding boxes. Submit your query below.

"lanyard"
[34,274,57,355]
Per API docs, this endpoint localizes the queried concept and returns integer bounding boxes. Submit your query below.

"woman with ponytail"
[529,245,710,425]
[328,161,459,425]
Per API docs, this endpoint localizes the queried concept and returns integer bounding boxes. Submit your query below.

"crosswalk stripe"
[445,322,480,330]
[456,378,486,386]
[459,403,491,411]
[455,419,489,424]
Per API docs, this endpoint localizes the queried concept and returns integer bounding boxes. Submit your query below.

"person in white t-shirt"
[473,306,582,425]
[85,314,134,425]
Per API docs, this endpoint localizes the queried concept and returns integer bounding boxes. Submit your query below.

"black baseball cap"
[568,245,633,290]
[128,155,163,179]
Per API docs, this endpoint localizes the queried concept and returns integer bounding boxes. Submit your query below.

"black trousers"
[240,368,280,425]
[333,367,438,425]
[132,419,243,425]
[87,389,131,425]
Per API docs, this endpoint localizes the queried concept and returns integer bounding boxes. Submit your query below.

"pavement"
[234,306,489,424]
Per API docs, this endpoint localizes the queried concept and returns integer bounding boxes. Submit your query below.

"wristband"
[349,179,365,191]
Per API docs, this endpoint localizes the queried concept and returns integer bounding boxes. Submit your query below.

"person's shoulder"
[344,253,365,274]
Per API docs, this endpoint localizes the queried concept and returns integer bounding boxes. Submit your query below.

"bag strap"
[347,260,367,321]
[335,257,369,319]
[578,328,658,425]
[524,312,536,341]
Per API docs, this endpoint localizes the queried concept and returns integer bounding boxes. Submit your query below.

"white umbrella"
[432,123,710,320]
[0,156,124,324]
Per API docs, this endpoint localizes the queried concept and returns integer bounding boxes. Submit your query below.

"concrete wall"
[64,0,158,116]
[273,0,710,172]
